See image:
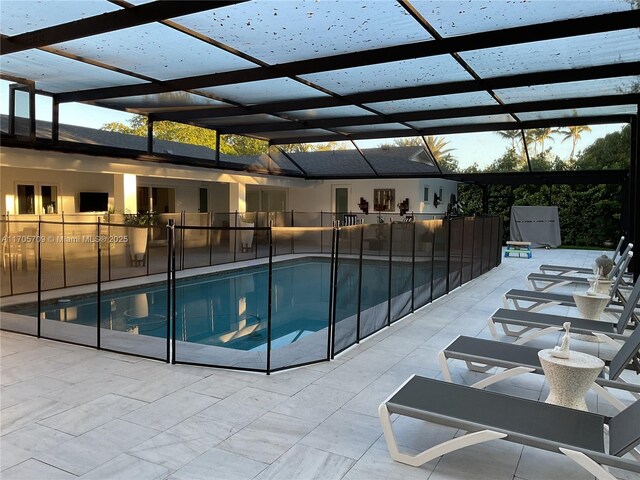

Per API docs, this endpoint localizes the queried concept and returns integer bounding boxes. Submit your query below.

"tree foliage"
[458,125,629,247]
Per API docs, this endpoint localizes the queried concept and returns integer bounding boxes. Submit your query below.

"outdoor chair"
[379,375,640,479]
[438,325,640,412]
[491,277,640,345]
[539,237,628,275]
[527,248,633,292]
[503,258,634,314]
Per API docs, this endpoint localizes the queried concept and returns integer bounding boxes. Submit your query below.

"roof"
[0,114,443,178]
[1,0,638,147]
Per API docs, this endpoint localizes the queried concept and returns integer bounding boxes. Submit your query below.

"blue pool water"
[11,260,335,351]
[7,258,428,352]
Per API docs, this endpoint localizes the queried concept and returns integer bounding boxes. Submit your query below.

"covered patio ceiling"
[0,0,638,146]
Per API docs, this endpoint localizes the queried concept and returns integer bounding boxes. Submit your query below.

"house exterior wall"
[288,178,459,216]
[1,147,459,216]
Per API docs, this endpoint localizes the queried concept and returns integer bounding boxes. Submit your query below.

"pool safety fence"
[0,216,502,373]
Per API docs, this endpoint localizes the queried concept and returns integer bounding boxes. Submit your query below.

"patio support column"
[229,182,246,213]
[114,173,137,214]
[52,99,59,143]
[630,112,638,280]
[146,119,153,154]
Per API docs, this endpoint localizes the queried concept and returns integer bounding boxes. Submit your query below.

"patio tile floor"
[1,247,638,479]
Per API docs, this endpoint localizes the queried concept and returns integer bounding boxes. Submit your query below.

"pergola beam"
[267,115,634,145]
[215,94,640,134]
[152,62,640,122]
[55,10,640,104]
[0,1,245,56]
[302,170,628,184]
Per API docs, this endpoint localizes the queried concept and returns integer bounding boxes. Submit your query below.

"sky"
[1,79,624,170]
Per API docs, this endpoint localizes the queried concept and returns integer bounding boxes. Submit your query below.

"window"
[199,188,208,213]
[41,185,58,214]
[373,188,395,212]
[423,186,429,203]
[17,184,35,214]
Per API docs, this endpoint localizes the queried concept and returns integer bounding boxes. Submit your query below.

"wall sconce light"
[433,193,441,208]
[358,197,369,214]
[397,198,409,216]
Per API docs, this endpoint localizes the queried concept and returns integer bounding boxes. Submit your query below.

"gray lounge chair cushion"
[505,289,577,306]
[527,273,589,284]
[444,335,545,373]
[609,400,640,457]
[386,376,606,453]
[492,308,617,335]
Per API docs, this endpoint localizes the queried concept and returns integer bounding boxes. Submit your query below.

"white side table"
[572,291,610,342]
[538,349,604,411]
[572,291,609,320]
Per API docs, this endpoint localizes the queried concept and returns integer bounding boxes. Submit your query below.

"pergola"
[1,0,639,270]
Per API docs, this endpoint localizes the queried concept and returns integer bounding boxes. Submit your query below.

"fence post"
[208,212,213,266]
[326,226,335,360]
[96,219,101,349]
[180,210,185,271]
[233,211,238,263]
[6,216,14,295]
[431,222,436,301]
[330,227,340,359]
[172,221,177,364]
[411,220,416,312]
[290,209,294,254]
[446,218,451,293]
[356,224,364,343]
[387,222,393,326]
[266,226,273,375]
[320,210,324,254]
[166,219,174,363]
[61,212,67,287]
[37,217,41,337]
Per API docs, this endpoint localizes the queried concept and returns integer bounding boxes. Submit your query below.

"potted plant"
[239,212,255,252]
[124,212,156,266]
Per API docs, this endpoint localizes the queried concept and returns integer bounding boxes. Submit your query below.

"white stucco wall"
[1,147,459,216]
[288,178,459,216]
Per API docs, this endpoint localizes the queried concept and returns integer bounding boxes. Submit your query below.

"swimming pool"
[4,256,443,371]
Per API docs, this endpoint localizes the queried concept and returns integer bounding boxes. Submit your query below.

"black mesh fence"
[1,216,501,372]
[270,227,331,370]
[472,218,484,279]
[413,220,435,309]
[332,226,361,355]
[390,222,414,323]
[448,218,464,290]
[462,217,475,284]
[358,223,391,340]
[432,219,449,300]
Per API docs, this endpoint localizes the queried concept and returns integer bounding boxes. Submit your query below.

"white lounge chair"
[379,375,640,479]
[527,248,633,292]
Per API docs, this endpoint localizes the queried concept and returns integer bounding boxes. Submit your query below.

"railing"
[0,216,502,373]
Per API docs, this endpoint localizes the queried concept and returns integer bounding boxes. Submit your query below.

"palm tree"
[531,128,557,156]
[495,130,531,164]
[496,130,520,151]
[423,136,455,162]
[560,125,592,159]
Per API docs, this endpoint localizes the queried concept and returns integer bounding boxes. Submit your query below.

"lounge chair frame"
[527,249,633,292]
[379,375,640,479]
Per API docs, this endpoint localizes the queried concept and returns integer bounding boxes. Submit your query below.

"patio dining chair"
[379,375,640,479]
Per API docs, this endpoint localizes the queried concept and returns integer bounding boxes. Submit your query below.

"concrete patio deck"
[1,247,638,480]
